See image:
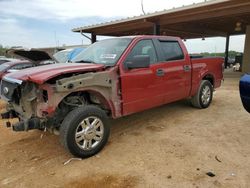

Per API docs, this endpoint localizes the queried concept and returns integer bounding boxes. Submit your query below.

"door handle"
[156,69,165,76]
[183,65,191,72]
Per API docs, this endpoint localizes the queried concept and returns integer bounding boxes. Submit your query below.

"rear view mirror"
[125,55,150,69]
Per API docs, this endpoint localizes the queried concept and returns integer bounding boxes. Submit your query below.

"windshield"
[72,38,132,66]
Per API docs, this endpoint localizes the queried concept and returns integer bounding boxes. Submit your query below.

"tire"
[60,105,110,158]
[191,80,213,109]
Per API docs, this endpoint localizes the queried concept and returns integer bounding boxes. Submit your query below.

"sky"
[0,0,246,53]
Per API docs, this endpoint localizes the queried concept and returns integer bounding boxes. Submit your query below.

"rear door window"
[159,41,184,61]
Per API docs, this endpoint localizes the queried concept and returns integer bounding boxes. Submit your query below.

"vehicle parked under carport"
[0,60,40,81]
[0,36,224,158]
[0,49,56,81]
[7,48,58,64]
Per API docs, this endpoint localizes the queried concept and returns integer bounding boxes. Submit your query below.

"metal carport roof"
[72,0,250,39]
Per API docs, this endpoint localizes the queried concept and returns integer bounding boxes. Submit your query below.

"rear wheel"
[191,80,213,109]
[60,105,110,158]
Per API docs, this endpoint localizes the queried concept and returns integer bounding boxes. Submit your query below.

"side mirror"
[125,55,150,69]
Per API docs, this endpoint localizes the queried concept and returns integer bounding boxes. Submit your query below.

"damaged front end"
[1,77,47,131]
[0,67,121,132]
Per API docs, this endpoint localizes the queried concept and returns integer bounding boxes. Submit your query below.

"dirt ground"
[0,70,250,188]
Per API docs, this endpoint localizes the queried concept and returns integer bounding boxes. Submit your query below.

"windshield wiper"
[74,60,97,64]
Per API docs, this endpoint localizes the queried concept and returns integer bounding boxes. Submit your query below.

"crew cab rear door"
[119,39,165,116]
[154,38,192,103]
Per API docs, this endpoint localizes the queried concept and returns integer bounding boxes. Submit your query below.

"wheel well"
[202,74,214,86]
[62,91,111,112]
[53,91,112,127]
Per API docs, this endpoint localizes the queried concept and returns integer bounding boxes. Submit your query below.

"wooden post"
[225,34,230,68]
[91,33,96,43]
[153,23,160,35]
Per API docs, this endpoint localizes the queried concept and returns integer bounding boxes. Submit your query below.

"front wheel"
[191,80,213,109]
[60,105,110,158]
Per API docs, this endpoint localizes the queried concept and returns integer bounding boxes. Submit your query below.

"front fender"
[37,72,121,119]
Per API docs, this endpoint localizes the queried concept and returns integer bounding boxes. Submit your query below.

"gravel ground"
[0,70,250,188]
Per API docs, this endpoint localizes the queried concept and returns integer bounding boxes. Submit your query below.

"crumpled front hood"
[5,63,105,84]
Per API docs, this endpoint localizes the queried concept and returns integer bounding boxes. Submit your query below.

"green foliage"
[0,44,7,57]
[199,51,242,58]
[0,45,11,57]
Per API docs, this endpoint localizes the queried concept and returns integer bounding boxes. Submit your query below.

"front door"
[120,39,166,116]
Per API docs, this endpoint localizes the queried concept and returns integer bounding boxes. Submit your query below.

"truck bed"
[190,57,224,96]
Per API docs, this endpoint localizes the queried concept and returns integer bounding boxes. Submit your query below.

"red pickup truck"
[0,36,224,158]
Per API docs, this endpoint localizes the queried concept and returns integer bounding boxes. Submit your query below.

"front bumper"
[12,118,42,131]
[1,110,18,119]
[1,110,43,131]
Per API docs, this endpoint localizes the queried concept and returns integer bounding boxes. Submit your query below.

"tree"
[0,45,7,56]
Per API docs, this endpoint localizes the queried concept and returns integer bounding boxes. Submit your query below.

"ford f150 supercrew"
[0,36,224,158]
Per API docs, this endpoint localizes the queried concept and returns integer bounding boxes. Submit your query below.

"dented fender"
[37,68,122,118]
